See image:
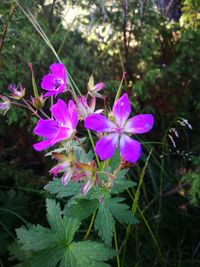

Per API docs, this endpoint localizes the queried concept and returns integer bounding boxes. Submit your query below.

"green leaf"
[16,225,56,251]
[108,149,121,172]
[108,198,139,225]
[44,179,81,198]
[94,204,115,246]
[64,198,99,220]
[111,180,136,194]
[13,199,115,267]
[29,246,65,267]
[60,241,115,267]
[46,199,80,244]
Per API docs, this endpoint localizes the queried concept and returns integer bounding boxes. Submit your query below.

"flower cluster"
[1,62,154,195]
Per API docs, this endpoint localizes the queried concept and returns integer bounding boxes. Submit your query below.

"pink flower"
[49,151,75,185]
[84,93,154,163]
[33,99,78,151]
[41,63,67,97]
[0,96,10,115]
[77,96,103,119]
[87,74,105,98]
[8,84,25,100]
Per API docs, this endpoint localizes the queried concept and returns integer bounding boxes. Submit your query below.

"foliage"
[12,199,115,267]
[181,156,200,206]
[1,0,200,267]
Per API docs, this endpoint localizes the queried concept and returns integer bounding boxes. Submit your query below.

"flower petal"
[81,179,94,195]
[93,82,105,92]
[41,74,55,90]
[44,91,57,97]
[50,99,70,123]
[51,127,71,145]
[95,133,119,160]
[113,93,131,127]
[124,114,154,134]
[50,63,67,83]
[33,119,58,138]
[119,134,142,163]
[68,100,78,129]
[33,139,52,151]
[84,114,115,132]
[61,168,74,186]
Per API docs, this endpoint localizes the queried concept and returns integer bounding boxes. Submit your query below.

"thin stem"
[16,1,81,97]
[75,136,89,161]
[114,227,121,267]
[97,171,113,178]
[39,108,51,119]
[87,129,100,166]
[0,221,15,240]
[121,149,153,267]
[0,208,29,226]
[83,209,97,240]
[138,207,166,266]
[22,99,42,119]
[11,101,29,109]
[0,2,16,55]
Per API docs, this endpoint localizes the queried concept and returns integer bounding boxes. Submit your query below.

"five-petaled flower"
[84,93,154,163]
[33,99,78,151]
[41,63,67,96]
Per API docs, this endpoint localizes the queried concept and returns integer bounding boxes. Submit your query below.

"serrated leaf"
[94,204,115,246]
[108,198,139,225]
[44,179,81,198]
[13,199,115,267]
[30,246,65,267]
[46,199,80,244]
[16,225,56,251]
[60,241,115,267]
[64,198,99,220]
[111,180,136,194]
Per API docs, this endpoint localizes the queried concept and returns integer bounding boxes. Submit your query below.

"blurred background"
[0,0,200,266]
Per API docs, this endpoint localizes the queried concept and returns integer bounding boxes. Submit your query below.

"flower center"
[54,78,64,89]
[113,127,124,134]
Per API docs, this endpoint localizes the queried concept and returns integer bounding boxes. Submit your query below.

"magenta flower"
[41,63,67,97]
[84,93,154,163]
[33,99,78,151]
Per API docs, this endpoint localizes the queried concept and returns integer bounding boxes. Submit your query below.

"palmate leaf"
[64,198,99,220]
[14,199,115,267]
[94,197,138,245]
[44,179,82,198]
[108,198,139,225]
[94,204,115,246]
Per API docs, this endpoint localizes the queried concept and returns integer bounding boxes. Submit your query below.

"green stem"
[114,73,126,103]
[83,209,97,240]
[87,130,100,166]
[0,208,28,226]
[138,207,166,267]
[114,227,120,267]
[121,149,153,267]
[75,136,89,161]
